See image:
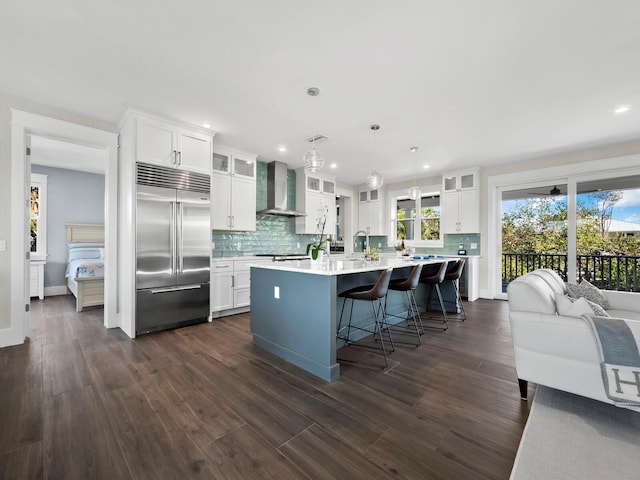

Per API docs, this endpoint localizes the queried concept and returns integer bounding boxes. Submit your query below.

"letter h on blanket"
[585,315,640,411]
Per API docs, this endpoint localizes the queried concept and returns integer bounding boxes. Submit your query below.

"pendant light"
[407,146,420,200]
[366,124,384,189]
[304,87,325,173]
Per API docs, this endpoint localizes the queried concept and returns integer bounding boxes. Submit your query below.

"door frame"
[492,178,568,300]
[9,110,118,345]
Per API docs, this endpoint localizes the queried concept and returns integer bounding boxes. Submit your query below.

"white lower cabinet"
[211,258,271,316]
[211,261,234,312]
[232,259,254,309]
[30,260,45,300]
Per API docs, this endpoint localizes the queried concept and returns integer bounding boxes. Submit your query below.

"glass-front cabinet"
[211,147,257,231]
[30,173,48,299]
[441,168,480,234]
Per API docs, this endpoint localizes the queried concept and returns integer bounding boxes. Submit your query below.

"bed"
[65,223,105,312]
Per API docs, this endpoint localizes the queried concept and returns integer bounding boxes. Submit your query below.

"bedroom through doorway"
[29,135,107,312]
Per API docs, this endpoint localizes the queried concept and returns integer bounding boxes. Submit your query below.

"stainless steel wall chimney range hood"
[256,161,306,217]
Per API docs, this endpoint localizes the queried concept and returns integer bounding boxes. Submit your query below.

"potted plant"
[306,203,329,261]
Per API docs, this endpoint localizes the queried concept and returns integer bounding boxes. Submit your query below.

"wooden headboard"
[65,223,105,243]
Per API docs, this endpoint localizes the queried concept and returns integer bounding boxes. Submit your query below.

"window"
[392,189,441,245]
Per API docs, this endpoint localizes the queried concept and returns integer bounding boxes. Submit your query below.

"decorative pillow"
[565,279,609,309]
[555,293,610,317]
[68,247,102,261]
[583,298,610,317]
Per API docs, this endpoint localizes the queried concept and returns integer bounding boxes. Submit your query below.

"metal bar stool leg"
[434,283,449,329]
[453,280,466,321]
[406,290,423,340]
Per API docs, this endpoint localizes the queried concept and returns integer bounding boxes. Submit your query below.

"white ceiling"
[2,1,640,185]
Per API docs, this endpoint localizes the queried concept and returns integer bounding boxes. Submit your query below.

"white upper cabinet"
[295,169,336,236]
[179,130,213,173]
[441,168,480,234]
[136,115,212,175]
[212,147,256,231]
[442,169,477,192]
[358,186,385,236]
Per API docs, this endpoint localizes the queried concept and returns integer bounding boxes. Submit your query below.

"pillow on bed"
[68,243,104,249]
[68,247,102,261]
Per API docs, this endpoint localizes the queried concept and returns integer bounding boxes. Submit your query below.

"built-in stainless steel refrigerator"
[135,163,210,334]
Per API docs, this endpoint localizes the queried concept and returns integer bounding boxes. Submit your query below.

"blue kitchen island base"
[250,256,461,381]
[251,267,340,382]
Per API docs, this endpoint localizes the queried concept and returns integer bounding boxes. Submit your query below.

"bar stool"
[443,259,466,321]
[337,267,394,367]
[385,263,424,346]
[419,260,449,330]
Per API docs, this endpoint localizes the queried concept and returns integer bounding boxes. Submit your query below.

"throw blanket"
[66,259,105,279]
[584,315,640,412]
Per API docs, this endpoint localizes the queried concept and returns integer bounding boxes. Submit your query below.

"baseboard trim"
[211,306,250,319]
[0,325,25,348]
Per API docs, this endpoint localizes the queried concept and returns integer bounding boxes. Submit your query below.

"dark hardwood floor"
[0,295,533,479]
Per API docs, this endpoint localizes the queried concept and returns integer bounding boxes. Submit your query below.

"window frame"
[388,184,443,248]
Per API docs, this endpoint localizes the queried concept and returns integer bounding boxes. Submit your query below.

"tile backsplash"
[424,233,481,255]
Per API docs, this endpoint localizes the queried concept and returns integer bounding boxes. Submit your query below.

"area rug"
[510,385,640,479]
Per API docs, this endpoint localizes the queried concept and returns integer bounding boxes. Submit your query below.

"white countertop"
[251,256,457,276]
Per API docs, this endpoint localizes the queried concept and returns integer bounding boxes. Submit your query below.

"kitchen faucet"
[353,229,369,252]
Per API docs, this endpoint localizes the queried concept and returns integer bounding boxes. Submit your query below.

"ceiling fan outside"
[528,185,563,196]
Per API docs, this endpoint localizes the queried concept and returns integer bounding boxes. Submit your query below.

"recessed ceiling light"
[278,145,287,152]
[330,163,337,169]
[423,165,430,169]
[202,123,211,129]
[614,105,630,114]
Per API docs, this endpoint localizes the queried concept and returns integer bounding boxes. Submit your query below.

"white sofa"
[507,268,640,403]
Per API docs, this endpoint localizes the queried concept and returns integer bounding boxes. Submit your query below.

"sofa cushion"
[555,293,609,317]
[530,269,567,295]
[566,280,610,309]
[508,275,557,314]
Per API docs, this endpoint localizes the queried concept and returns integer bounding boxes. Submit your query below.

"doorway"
[9,110,118,345]
[30,135,106,301]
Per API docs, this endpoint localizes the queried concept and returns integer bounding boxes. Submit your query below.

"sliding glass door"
[500,183,568,294]
[496,174,640,297]
[575,175,640,290]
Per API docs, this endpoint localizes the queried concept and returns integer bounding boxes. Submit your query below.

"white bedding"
[66,258,105,279]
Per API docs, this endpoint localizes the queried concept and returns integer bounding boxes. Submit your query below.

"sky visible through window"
[503,188,640,225]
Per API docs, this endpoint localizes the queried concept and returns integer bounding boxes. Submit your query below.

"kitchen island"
[250,256,458,381]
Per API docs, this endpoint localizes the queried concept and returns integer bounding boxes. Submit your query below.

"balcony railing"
[502,253,640,292]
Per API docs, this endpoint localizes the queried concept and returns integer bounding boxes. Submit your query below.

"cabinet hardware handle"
[215,264,230,268]
[231,275,234,288]
[177,151,182,165]
[151,284,201,294]
[172,150,177,165]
